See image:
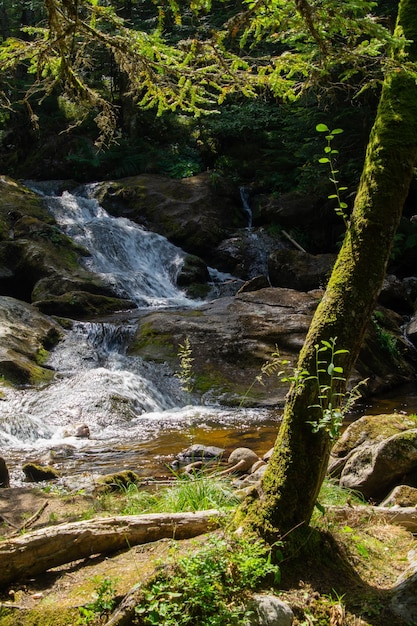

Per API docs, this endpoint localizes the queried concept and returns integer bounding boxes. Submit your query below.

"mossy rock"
[22,463,60,482]
[332,413,417,459]
[34,291,137,317]
[0,354,56,386]
[96,470,141,492]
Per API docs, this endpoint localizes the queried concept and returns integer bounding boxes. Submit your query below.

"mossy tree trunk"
[239,0,417,543]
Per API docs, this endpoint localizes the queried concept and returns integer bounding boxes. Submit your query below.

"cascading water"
[1,185,277,485]
[239,186,253,229]
[42,187,195,308]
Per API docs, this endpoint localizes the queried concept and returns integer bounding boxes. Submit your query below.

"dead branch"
[0,509,223,588]
[325,505,417,532]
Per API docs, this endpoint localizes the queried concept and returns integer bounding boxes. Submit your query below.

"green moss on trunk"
[239,0,417,541]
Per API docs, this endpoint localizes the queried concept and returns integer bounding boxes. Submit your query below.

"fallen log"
[326,505,417,532]
[0,509,222,588]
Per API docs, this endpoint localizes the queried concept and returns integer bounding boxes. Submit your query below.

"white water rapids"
[1,185,278,485]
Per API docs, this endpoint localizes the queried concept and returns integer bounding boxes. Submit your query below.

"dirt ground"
[0,486,416,626]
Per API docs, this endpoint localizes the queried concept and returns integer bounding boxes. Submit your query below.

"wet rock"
[237,275,270,294]
[0,457,10,488]
[34,291,137,317]
[63,423,90,438]
[48,445,77,460]
[93,172,244,258]
[228,447,259,472]
[212,229,283,279]
[177,445,226,462]
[22,463,60,482]
[0,296,62,385]
[379,274,413,314]
[245,594,294,626]
[177,254,210,287]
[130,288,417,406]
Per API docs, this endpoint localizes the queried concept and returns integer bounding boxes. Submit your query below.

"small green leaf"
[319,157,330,163]
[316,123,329,132]
[331,128,344,134]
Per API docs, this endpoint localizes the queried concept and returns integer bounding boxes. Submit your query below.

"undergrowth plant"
[117,473,240,515]
[245,338,365,441]
[175,336,194,398]
[78,576,118,625]
[134,533,281,625]
[306,338,352,440]
[316,123,349,227]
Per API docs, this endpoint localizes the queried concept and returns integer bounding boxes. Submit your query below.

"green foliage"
[134,533,281,625]
[316,124,350,226]
[175,336,194,396]
[78,576,118,624]
[372,313,400,357]
[307,338,365,440]
[247,339,364,440]
[118,473,240,514]
[0,0,402,147]
[317,478,365,507]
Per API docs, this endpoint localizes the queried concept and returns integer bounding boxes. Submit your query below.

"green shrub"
[134,533,281,625]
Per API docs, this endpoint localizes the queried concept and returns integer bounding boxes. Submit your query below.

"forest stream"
[1,183,417,487]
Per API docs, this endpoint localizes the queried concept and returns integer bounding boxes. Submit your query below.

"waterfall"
[239,186,253,229]
[34,186,195,308]
[0,182,276,484]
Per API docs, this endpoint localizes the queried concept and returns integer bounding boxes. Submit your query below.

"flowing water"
[1,185,280,486]
[2,184,416,487]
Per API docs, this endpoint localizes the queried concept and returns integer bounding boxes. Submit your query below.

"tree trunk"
[0,510,222,588]
[239,0,417,542]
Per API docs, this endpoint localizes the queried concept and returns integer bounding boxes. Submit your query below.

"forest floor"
[0,486,415,626]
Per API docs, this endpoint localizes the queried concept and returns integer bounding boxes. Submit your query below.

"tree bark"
[239,0,417,542]
[0,510,222,588]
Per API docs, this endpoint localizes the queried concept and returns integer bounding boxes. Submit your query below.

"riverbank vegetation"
[0,475,414,625]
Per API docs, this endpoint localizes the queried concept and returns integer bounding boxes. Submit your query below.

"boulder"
[238,275,271,294]
[228,447,260,472]
[245,594,294,626]
[331,414,417,468]
[268,249,336,291]
[177,445,226,463]
[381,485,417,508]
[378,274,413,314]
[91,173,245,259]
[22,463,60,482]
[339,429,417,501]
[129,288,416,406]
[212,229,283,280]
[0,296,62,385]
